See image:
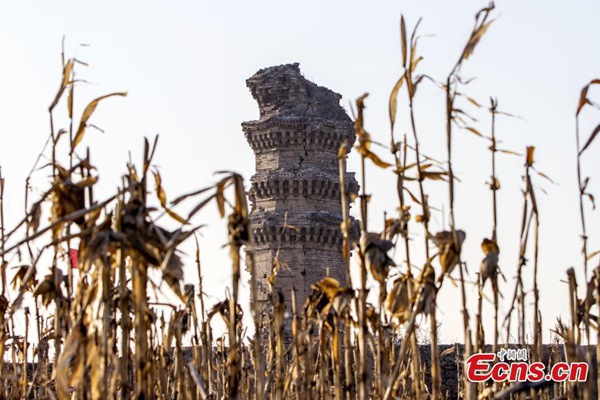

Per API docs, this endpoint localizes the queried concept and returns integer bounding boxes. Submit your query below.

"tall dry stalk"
[337,143,356,399]
[575,78,600,400]
[443,4,496,398]
[523,148,543,364]
[353,94,371,400]
[394,16,444,398]
[503,147,538,349]
[388,18,427,399]
[575,79,600,278]
[388,30,424,389]
[488,98,501,355]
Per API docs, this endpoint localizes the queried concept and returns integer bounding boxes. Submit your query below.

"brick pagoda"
[242,63,358,316]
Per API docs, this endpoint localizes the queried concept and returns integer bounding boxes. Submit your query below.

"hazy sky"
[1,1,599,343]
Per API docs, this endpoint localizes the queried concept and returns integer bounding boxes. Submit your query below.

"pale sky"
[1,1,599,344]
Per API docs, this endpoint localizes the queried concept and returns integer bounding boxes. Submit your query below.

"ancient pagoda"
[242,63,358,316]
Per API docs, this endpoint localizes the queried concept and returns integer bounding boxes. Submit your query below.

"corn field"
[1,3,599,399]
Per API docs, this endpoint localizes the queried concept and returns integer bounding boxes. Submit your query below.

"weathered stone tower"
[242,63,358,315]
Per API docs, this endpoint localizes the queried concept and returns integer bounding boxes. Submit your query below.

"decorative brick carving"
[243,63,358,319]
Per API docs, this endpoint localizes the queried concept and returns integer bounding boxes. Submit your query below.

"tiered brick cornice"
[251,211,344,247]
[249,170,358,202]
[242,116,353,152]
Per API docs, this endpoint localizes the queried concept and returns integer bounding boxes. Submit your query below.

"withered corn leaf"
[49,58,74,112]
[72,92,127,153]
[579,123,600,155]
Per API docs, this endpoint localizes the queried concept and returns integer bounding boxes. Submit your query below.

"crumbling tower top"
[246,63,351,122]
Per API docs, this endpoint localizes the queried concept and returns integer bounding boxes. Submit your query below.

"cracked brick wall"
[242,63,358,317]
